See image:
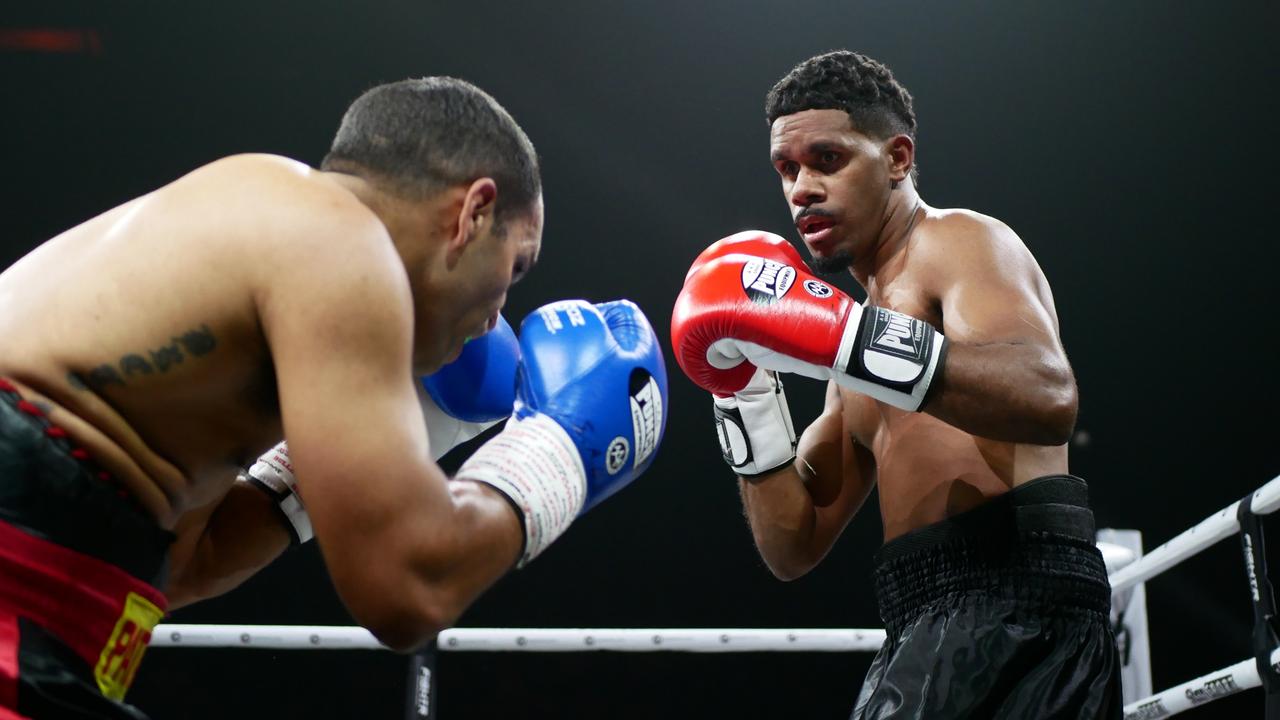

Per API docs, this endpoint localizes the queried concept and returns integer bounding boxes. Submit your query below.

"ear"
[448,177,499,253]
[885,134,915,187]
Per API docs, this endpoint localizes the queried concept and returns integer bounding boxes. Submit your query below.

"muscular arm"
[918,216,1077,445]
[257,206,522,651]
[741,382,875,580]
[165,480,292,610]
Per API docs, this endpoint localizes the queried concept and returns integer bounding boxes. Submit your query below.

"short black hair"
[323,77,541,224]
[766,51,918,179]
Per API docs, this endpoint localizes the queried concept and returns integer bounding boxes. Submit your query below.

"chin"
[809,249,855,276]
[415,347,450,376]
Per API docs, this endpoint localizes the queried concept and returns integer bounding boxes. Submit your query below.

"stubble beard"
[808,249,855,276]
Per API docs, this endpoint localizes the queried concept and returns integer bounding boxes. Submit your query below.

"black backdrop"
[3,2,1278,717]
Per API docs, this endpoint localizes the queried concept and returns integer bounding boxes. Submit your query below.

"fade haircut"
[765,51,918,181]
[323,77,541,225]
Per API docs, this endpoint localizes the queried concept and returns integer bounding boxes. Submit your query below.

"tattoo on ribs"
[70,324,219,390]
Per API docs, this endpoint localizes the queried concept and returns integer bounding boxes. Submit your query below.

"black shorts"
[0,379,173,719]
[852,475,1123,720]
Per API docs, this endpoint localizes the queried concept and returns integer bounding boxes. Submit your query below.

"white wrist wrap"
[242,441,313,544]
[713,368,797,476]
[455,413,587,567]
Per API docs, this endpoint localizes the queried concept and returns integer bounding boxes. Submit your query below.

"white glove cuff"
[455,413,587,567]
[713,368,797,476]
[418,385,503,461]
[242,441,313,544]
[833,304,947,412]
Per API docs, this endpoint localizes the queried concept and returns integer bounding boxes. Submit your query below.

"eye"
[776,161,798,178]
[512,256,531,284]
[820,151,840,165]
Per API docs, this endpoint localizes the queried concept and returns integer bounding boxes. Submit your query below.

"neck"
[322,171,411,240]
[850,179,926,289]
[321,170,443,274]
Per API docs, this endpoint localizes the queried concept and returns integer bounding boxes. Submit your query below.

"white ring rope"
[1122,646,1280,719]
[150,538,1138,654]
[1110,473,1280,593]
[150,625,888,653]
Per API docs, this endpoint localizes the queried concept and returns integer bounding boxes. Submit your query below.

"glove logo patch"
[606,436,630,475]
[803,279,833,298]
[628,369,664,471]
[741,257,796,304]
[861,308,930,383]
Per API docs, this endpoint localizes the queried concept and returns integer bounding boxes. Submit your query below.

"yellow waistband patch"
[94,591,163,701]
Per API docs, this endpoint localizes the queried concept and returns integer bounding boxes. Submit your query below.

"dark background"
[4,1,1278,718]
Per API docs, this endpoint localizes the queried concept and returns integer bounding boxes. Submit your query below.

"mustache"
[794,207,836,229]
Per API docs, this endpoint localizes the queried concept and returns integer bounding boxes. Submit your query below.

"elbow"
[1029,380,1078,446]
[767,563,813,583]
[338,565,465,652]
[760,548,820,582]
[359,594,458,653]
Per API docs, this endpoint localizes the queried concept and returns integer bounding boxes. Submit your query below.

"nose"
[789,167,825,208]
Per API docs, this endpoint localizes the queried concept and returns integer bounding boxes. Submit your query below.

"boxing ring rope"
[147,473,1280,719]
[1111,472,1280,719]
[152,626,888,653]
[1110,472,1280,594]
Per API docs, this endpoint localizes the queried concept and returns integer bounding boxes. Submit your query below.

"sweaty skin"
[0,154,539,643]
[743,110,1076,579]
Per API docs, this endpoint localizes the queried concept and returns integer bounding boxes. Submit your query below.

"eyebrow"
[770,140,845,164]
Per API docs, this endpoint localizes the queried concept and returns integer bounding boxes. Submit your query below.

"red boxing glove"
[671,231,947,412]
[683,230,807,284]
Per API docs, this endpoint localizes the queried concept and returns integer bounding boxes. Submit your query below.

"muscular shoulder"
[173,154,384,241]
[914,208,1030,264]
[909,208,1044,290]
[174,156,411,338]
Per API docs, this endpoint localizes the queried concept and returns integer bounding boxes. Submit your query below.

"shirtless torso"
[0,156,304,526]
[841,208,1068,541]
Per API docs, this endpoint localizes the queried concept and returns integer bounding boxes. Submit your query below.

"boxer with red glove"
[670,49,1113,720]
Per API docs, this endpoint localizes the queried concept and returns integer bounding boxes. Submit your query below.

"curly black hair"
[766,51,918,179]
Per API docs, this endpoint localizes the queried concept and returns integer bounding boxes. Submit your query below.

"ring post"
[1238,494,1280,719]
[403,641,439,720]
[1099,528,1151,703]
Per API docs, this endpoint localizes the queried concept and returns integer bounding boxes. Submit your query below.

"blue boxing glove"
[418,315,520,460]
[456,300,668,565]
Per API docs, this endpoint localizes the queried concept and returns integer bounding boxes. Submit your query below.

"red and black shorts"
[0,379,173,719]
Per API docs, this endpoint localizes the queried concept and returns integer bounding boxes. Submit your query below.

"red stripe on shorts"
[0,611,25,718]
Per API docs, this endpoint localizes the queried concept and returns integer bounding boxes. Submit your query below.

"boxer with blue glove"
[0,76,678,717]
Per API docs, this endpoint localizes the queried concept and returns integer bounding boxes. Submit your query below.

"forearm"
[740,464,824,581]
[327,479,523,652]
[924,340,1077,445]
[166,482,293,610]
[413,480,523,619]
